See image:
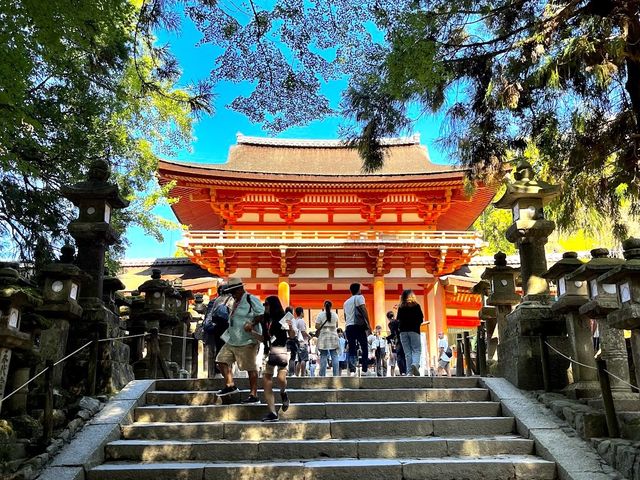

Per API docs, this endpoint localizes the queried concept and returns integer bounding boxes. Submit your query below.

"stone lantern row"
[0,160,198,420]
[475,159,640,398]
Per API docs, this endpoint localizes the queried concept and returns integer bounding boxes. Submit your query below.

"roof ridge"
[235,132,421,148]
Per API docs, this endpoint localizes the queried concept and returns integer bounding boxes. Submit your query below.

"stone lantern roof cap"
[596,238,640,283]
[39,262,89,281]
[493,160,560,209]
[62,159,129,208]
[103,275,126,293]
[137,268,173,293]
[565,248,624,281]
[542,251,585,280]
[471,280,491,295]
[480,252,520,279]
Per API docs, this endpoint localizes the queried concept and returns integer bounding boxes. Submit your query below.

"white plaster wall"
[256,268,274,278]
[236,213,259,222]
[334,267,370,278]
[297,213,328,223]
[387,268,407,278]
[290,268,328,278]
[263,213,286,223]
[333,213,366,223]
[403,213,422,222]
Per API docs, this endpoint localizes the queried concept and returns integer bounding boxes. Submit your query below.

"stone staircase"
[89,376,557,480]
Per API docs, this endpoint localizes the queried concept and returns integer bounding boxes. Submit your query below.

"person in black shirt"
[261,295,297,422]
[387,311,406,376]
[397,289,424,376]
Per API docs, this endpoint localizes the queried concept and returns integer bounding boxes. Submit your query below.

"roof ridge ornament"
[235,133,421,148]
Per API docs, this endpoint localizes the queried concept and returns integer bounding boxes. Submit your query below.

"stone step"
[146,387,490,405]
[134,401,502,422]
[122,416,515,440]
[89,455,556,480]
[105,435,534,462]
[153,376,480,391]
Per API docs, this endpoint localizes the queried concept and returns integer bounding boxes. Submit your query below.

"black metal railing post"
[456,334,464,377]
[477,322,487,377]
[463,331,473,376]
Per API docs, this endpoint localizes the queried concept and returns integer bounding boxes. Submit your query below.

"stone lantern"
[61,159,133,394]
[596,238,640,391]
[133,269,175,379]
[472,280,497,360]
[566,248,632,396]
[480,252,521,365]
[543,252,598,397]
[36,244,90,386]
[493,160,570,390]
[0,263,45,414]
[171,282,195,378]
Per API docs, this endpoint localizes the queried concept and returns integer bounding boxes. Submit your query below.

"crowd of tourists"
[199,278,455,422]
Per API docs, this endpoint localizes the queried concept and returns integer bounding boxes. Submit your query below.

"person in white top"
[437,332,452,377]
[343,282,371,375]
[294,306,309,376]
[315,300,340,376]
[368,325,387,376]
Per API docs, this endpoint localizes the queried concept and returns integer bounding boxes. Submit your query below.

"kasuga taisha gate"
[157,134,497,365]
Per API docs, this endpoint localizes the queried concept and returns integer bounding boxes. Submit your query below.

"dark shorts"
[297,343,309,362]
[267,346,289,368]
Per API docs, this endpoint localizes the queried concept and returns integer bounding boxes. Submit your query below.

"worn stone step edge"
[122,417,516,440]
[88,456,556,480]
[153,376,481,391]
[134,401,502,422]
[105,436,535,461]
[145,388,491,405]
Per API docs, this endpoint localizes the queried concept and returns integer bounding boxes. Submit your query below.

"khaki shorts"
[216,343,259,372]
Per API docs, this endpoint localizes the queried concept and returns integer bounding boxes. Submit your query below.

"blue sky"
[124,15,450,259]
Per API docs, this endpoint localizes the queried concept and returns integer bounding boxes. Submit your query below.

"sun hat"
[224,277,244,291]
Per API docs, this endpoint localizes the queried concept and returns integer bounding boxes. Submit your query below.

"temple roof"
[164,133,456,177]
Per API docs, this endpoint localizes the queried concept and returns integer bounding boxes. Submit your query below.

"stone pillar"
[373,276,386,330]
[472,280,498,360]
[493,161,570,390]
[543,251,599,398]
[278,277,290,308]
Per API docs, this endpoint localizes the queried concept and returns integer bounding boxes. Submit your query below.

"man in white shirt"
[343,283,371,375]
[294,306,309,376]
[437,332,451,377]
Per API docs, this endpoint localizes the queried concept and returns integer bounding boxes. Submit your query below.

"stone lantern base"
[499,301,571,390]
[63,298,134,394]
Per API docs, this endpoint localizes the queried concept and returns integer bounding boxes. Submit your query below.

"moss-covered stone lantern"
[0,263,45,414]
[480,252,521,366]
[493,161,570,390]
[543,252,598,397]
[36,244,90,386]
[138,269,173,315]
[597,238,640,390]
[133,269,175,379]
[61,160,134,395]
[494,160,560,297]
[566,248,631,395]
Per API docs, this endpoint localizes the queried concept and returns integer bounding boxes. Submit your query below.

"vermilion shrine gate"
[158,134,496,359]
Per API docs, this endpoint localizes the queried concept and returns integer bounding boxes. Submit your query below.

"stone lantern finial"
[59,244,75,264]
[494,252,507,267]
[622,238,640,259]
[87,159,110,182]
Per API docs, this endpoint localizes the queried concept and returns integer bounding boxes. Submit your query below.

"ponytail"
[324,300,332,321]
